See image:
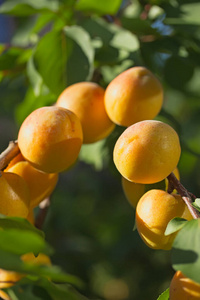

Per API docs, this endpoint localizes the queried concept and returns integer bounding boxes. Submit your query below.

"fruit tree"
[0,1,200,300]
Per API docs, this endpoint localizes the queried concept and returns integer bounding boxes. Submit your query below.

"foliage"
[1,0,200,299]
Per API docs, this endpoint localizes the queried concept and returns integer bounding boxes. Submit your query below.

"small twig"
[0,140,20,171]
[35,197,51,230]
[167,172,200,219]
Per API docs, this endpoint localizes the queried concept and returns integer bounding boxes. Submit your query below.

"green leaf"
[165,217,188,236]
[172,219,200,283]
[0,0,59,16]
[110,29,139,52]
[0,249,82,286]
[79,140,106,170]
[0,229,51,256]
[39,279,88,300]
[164,56,194,89]
[165,3,200,25]
[75,0,122,15]
[0,215,44,239]
[33,26,94,95]
[0,48,24,71]
[16,87,56,124]
[157,288,169,300]
[192,198,200,212]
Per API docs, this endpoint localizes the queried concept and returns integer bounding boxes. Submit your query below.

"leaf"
[0,0,59,16]
[79,140,106,170]
[75,0,122,16]
[110,29,139,52]
[0,215,44,239]
[33,26,94,95]
[165,217,188,236]
[15,87,56,124]
[172,219,200,283]
[192,198,200,212]
[165,3,200,25]
[39,279,88,300]
[0,249,82,286]
[0,229,51,256]
[164,56,194,89]
[157,288,169,300]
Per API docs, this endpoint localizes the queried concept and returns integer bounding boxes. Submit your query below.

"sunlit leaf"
[75,0,122,15]
[0,0,59,16]
[165,217,188,236]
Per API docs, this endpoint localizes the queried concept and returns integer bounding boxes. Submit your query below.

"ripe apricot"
[0,172,30,218]
[6,161,58,208]
[0,252,51,288]
[121,176,145,208]
[136,189,192,250]
[0,290,11,300]
[169,270,200,299]
[113,120,181,184]
[18,106,83,173]
[104,66,163,127]
[56,82,115,144]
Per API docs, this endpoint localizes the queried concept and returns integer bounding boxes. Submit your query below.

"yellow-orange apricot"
[0,172,30,218]
[113,120,181,184]
[169,271,200,300]
[0,252,51,289]
[136,189,192,250]
[56,82,115,144]
[26,209,35,224]
[6,161,58,208]
[18,106,83,173]
[0,290,11,300]
[121,176,145,208]
[104,66,163,127]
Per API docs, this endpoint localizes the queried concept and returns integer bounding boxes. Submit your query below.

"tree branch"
[0,140,20,170]
[167,172,200,219]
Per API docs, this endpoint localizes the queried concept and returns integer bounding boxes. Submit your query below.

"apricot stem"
[0,140,20,171]
[167,172,200,219]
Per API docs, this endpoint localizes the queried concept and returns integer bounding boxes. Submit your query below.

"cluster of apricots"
[0,66,199,299]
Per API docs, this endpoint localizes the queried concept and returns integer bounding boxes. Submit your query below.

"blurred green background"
[1,0,200,299]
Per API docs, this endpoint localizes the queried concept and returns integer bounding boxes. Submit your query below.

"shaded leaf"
[0,215,44,238]
[33,26,94,95]
[172,219,200,283]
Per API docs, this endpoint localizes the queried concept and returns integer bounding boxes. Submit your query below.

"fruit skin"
[121,176,145,208]
[0,253,51,288]
[113,120,181,184]
[0,172,30,218]
[56,82,115,144]
[169,270,200,299]
[104,66,163,127]
[6,161,58,208]
[136,189,192,250]
[18,106,83,173]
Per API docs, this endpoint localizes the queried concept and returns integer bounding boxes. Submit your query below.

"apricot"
[121,176,145,208]
[18,106,83,173]
[56,82,115,144]
[169,270,200,300]
[0,252,51,288]
[6,161,58,208]
[0,290,11,300]
[136,189,192,250]
[104,66,163,127]
[113,120,181,184]
[0,172,30,218]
